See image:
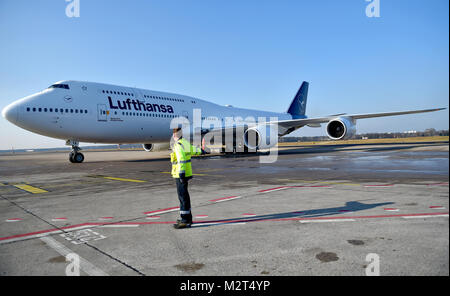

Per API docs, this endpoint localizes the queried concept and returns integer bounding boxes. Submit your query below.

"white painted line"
[384,208,399,212]
[191,222,247,227]
[145,207,179,216]
[52,218,68,222]
[214,196,242,203]
[403,214,449,219]
[100,224,139,228]
[299,219,356,223]
[5,219,22,222]
[40,236,109,276]
[145,216,161,220]
[195,215,209,219]
[258,187,289,193]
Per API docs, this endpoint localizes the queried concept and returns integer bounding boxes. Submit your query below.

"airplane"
[1,80,445,163]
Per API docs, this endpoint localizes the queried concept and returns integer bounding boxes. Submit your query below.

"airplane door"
[97,104,107,121]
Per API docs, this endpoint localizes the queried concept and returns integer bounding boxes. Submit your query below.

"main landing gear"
[66,140,84,163]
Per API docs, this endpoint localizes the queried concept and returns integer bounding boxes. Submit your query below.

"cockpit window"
[48,84,70,90]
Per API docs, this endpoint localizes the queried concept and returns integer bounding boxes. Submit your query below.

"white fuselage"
[3,80,292,144]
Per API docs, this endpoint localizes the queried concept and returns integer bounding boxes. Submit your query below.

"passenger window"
[27,107,30,112]
[38,108,42,112]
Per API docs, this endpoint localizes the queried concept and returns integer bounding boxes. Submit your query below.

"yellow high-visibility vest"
[171,138,202,178]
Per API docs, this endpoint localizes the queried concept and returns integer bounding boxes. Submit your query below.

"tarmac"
[0,141,448,276]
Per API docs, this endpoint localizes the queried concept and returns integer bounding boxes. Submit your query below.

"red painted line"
[384,208,399,211]
[290,185,333,188]
[52,217,67,220]
[6,218,22,222]
[430,206,445,209]
[242,213,256,216]
[143,206,179,215]
[1,212,449,243]
[209,196,240,202]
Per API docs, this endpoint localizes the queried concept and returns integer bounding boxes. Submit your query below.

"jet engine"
[243,125,279,150]
[326,117,356,140]
[142,143,170,152]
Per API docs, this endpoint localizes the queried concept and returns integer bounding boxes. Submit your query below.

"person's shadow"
[191,201,394,228]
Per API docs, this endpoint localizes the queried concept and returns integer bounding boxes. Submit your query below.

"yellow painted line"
[102,176,146,183]
[13,184,48,194]
[0,183,5,186]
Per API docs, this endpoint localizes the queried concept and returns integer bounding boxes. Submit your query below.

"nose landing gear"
[66,140,84,163]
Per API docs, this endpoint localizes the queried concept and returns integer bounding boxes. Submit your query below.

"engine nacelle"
[142,143,170,152]
[326,117,356,140]
[243,125,278,150]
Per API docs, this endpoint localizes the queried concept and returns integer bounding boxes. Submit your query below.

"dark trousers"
[176,178,192,223]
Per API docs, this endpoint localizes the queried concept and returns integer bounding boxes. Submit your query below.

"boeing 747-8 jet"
[2,80,445,163]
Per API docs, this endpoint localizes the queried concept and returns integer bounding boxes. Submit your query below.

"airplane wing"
[200,107,446,138]
[274,107,446,131]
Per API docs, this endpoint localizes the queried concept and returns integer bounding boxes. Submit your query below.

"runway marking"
[403,214,448,219]
[100,224,139,228]
[98,217,114,221]
[384,208,399,212]
[258,185,333,193]
[364,184,394,188]
[299,219,356,223]
[195,215,209,219]
[13,184,48,194]
[145,216,161,220]
[427,182,449,186]
[52,218,68,222]
[102,176,146,183]
[209,196,242,203]
[60,229,107,244]
[144,206,179,216]
[429,206,446,210]
[258,186,289,193]
[242,213,257,217]
[40,236,109,276]
[1,212,448,244]
[5,218,22,222]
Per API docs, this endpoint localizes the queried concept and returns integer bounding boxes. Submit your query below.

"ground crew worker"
[171,127,206,229]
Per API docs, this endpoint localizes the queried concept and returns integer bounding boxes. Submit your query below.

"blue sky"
[0,0,448,149]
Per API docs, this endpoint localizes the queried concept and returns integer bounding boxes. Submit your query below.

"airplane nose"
[2,102,19,124]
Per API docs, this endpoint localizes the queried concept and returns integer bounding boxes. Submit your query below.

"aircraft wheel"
[69,152,76,163]
[74,152,84,163]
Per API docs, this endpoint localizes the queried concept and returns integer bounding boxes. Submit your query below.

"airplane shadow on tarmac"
[191,201,394,228]
[125,142,447,163]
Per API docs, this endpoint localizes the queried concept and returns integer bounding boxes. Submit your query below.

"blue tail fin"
[287,81,309,119]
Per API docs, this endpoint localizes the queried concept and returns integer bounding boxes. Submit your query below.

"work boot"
[173,220,192,229]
